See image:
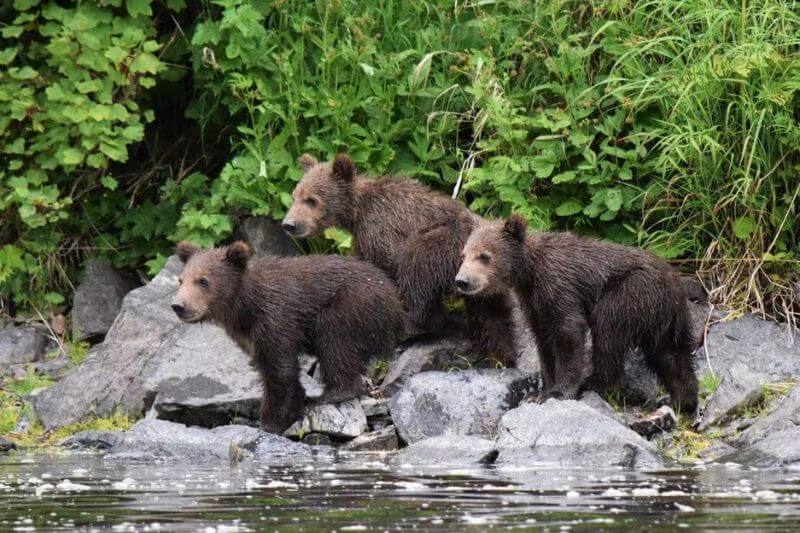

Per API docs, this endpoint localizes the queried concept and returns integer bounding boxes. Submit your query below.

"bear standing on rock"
[171,241,404,433]
[281,153,520,365]
[455,215,699,414]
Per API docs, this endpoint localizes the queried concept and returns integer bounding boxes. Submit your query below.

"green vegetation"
[700,372,722,396]
[2,1,798,324]
[1,365,134,446]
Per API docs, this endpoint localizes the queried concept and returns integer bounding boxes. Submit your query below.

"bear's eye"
[304,196,318,208]
[196,277,210,289]
[477,252,492,265]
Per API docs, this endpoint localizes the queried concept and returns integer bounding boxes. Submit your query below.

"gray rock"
[32,257,262,430]
[496,400,663,468]
[580,391,628,425]
[697,314,800,380]
[58,430,123,450]
[392,435,497,467]
[0,325,50,369]
[722,427,800,467]
[380,334,472,397]
[284,399,367,439]
[72,260,139,341]
[389,369,539,444]
[107,419,264,462]
[735,384,800,446]
[628,406,677,438]
[699,362,766,430]
[0,436,16,452]
[341,425,399,452]
[360,397,389,418]
[33,355,73,380]
[148,326,262,428]
[233,216,297,257]
[253,432,316,459]
[696,441,736,463]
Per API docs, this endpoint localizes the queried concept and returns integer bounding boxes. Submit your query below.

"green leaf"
[59,148,84,166]
[130,52,161,74]
[44,292,65,306]
[732,216,757,239]
[126,0,152,18]
[555,201,583,217]
[100,176,119,190]
[604,189,623,212]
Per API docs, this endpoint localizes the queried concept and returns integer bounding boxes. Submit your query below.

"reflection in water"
[1,452,800,530]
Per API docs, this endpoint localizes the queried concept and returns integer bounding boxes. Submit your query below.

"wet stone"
[58,430,124,451]
[700,362,766,430]
[284,399,367,440]
[496,400,663,469]
[392,435,497,467]
[389,369,539,445]
[341,426,399,452]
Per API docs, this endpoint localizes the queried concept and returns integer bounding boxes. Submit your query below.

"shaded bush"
[1,0,798,322]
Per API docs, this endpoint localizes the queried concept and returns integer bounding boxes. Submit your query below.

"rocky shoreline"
[1,218,799,470]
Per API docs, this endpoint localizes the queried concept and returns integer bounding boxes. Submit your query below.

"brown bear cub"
[172,241,404,433]
[281,153,519,365]
[456,215,699,414]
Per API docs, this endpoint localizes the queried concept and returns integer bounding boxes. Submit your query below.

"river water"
[1,451,799,531]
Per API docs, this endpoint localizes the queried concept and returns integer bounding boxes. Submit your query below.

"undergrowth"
[1,0,798,326]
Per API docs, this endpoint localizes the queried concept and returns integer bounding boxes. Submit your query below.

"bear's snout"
[281,219,298,234]
[455,277,472,292]
[171,303,187,318]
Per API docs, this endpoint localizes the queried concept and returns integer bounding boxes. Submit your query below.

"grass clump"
[699,372,723,396]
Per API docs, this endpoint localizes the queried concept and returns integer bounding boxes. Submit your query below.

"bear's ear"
[298,153,317,172]
[176,241,198,263]
[225,241,250,269]
[503,214,528,243]
[332,153,355,183]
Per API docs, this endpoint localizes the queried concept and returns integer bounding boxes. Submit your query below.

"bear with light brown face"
[171,241,404,433]
[281,153,520,365]
[455,215,699,414]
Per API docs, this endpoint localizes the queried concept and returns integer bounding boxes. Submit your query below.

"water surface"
[2,451,800,530]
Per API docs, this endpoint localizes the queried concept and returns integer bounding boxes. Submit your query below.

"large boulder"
[106,419,265,462]
[696,314,800,380]
[233,216,297,257]
[380,334,472,397]
[388,369,539,444]
[495,400,663,468]
[283,399,367,439]
[0,324,51,370]
[32,257,262,430]
[735,384,800,447]
[722,427,800,468]
[71,260,139,341]
[392,435,497,467]
[699,362,766,430]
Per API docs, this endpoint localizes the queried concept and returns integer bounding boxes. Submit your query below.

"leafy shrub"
[1,0,798,323]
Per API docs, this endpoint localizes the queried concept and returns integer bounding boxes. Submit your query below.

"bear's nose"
[281,220,297,234]
[171,303,186,317]
[455,277,471,292]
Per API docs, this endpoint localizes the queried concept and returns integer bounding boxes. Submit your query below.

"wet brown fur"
[173,241,404,433]
[457,215,699,414]
[283,154,519,365]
